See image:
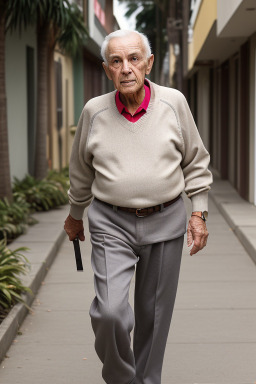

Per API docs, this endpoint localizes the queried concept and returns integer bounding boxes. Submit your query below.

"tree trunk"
[34,21,50,180]
[47,27,56,171]
[0,6,12,200]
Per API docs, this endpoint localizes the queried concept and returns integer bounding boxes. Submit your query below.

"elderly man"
[64,30,212,384]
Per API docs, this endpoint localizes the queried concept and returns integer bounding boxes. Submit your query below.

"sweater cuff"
[69,204,86,220]
[190,191,209,213]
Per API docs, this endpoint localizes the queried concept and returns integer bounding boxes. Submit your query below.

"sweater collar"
[115,79,151,116]
[110,80,157,133]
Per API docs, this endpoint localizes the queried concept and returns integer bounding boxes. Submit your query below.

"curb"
[209,185,256,266]
[235,226,256,265]
[0,209,67,363]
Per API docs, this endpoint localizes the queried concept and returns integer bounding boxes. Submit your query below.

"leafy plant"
[13,174,68,212]
[47,167,70,191]
[0,239,31,316]
[0,168,69,244]
[0,196,35,243]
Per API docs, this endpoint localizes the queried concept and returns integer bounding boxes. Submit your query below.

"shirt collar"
[115,80,151,116]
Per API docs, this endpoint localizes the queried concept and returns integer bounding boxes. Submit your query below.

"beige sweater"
[68,81,213,220]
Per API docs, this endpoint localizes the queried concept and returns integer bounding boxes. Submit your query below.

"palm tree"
[3,0,88,182]
[0,1,12,200]
[33,1,88,179]
[118,0,168,83]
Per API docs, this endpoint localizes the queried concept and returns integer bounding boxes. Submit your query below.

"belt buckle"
[136,208,146,218]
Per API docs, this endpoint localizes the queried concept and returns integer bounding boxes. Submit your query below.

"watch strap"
[191,212,206,222]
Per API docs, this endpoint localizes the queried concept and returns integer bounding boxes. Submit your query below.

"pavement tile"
[31,206,69,223]
[0,344,102,384]
[162,343,256,384]
[14,225,63,243]
[169,308,256,343]
[30,282,95,311]
[15,309,95,346]
[179,254,256,281]
[7,241,56,264]
[175,280,256,308]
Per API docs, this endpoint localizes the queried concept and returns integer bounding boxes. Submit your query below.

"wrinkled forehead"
[106,33,146,59]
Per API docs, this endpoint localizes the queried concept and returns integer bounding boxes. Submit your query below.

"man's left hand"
[187,214,209,256]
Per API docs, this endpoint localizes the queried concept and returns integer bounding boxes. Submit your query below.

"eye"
[131,56,138,62]
[111,58,121,68]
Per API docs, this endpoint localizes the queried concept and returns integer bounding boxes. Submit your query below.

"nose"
[121,59,131,74]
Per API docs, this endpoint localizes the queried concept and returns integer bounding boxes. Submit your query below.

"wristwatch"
[191,211,207,222]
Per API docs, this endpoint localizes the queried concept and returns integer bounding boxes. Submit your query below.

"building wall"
[83,0,114,105]
[249,33,256,204]
[169,44,176,87]
[217,0,242,35]
[5,26,37,180]
[186,0,256,204]
[73,55,85,125]
[52,52,75,170]
[69,0,115,157]
[228,55,239,188]
[197,68,210,150]
[238,41,250,200]
[89,0,106,47]
[188,0,217,70]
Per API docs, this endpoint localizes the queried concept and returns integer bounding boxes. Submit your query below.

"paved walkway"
[1,184,256,383]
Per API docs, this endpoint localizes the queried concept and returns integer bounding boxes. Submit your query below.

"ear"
[145,54,154,75]
[102,62,112,80]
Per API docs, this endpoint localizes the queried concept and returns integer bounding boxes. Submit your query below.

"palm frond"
[5,0,37,33]
[57,2,88,57]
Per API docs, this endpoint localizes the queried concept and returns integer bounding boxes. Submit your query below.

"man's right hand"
[64,214,85,241]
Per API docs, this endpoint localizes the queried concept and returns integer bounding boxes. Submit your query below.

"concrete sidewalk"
[0,180,256,383]
[0,205,69,363]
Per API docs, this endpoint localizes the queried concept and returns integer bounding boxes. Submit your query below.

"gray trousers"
[87,197,187,384]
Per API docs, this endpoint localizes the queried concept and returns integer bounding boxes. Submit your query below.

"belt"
[96,195,181,218]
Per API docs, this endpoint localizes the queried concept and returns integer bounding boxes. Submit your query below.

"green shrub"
[13,174,68,212]
[47,167,70,192]
[0,239,31,314]
[0,168,69,244]
[0,196,35,243]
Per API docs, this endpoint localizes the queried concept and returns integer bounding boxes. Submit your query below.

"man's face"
[102,33,154,95]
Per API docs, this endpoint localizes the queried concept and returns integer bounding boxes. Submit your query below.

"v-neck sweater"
[68,80,213,220]
[115,81,151,122]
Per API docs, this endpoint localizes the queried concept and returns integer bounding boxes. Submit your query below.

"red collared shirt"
[115,81,151,123]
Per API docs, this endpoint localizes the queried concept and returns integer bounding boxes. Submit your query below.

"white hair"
[101,30,152,63]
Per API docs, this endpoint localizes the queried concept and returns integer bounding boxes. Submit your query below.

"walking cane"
[73,237,83,271]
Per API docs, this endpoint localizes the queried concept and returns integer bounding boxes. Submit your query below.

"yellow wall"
[188,0,217,70]
[51,51,74,170]
[169,44,176,87]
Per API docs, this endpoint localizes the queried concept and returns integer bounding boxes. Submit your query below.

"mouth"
[120,80,136,86]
